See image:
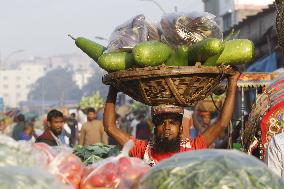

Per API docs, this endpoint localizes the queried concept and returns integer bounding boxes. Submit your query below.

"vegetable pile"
[70,12,255,72]
[139,149,284,189]
[80,156,150,189]
[79,141,150,189]
[73,143,120,165]
[0,134,150,189]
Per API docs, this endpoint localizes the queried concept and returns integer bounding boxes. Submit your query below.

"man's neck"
[49,130,59,137]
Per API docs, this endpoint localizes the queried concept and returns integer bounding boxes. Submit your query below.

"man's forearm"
[202,78,238,146]
[103,87,130,146]
[217,79,237,127]
[103,87,118,134]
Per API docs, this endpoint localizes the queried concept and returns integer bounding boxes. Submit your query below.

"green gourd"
[69,34,106,62]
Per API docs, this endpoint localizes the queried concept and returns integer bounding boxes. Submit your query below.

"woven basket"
[276,0,284,53]
[103,65,235,107]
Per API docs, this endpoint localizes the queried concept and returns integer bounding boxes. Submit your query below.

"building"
[0,64,45,109]
[0,53,96,109]
[203,0,274,31]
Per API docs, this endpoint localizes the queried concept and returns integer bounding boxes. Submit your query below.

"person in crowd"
[19,122,34,141]
[136,113,151,140]
[265,132,284,178]
[103,70,239,165]
[193,111,212,135]
[29,117,38,139]
[79,108,108,146]
[0,118,7,135]
[11,114,25,141]
[181,109,194,139]
[130,112,139,138]
[65,113,79,146]
[35,109,64,146]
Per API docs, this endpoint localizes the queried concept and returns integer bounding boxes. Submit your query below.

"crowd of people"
[2,70,284,178]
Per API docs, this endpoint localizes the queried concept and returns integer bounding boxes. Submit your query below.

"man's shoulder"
[35,137,57,146]
[92,120,103,126]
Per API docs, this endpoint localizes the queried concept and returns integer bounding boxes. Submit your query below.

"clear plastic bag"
[106,14,160,52]
[0,135,82,189]
[160,12,223,48]
[80,140,150,189]
[0,134,48,167]
[0,166,72,189]
[47,148,84,189]
[139,149,284,189]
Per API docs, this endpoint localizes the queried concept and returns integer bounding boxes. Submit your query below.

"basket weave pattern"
[103,65,235,107]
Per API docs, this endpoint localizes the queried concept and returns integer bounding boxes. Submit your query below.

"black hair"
[17,114,25,122]
[47,109,64,122]
[86,107,96,114]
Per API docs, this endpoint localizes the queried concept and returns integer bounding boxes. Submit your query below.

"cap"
[151,105,184,116]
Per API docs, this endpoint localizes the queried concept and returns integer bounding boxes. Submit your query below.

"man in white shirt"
[265,132,284,177]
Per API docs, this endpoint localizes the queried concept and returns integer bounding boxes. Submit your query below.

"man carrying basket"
[103,71,240,166]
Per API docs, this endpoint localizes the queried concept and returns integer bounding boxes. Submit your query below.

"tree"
[82,68,109,99]
[28,68,82,104]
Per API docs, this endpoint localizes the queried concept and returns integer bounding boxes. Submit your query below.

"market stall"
[243,74,284,160]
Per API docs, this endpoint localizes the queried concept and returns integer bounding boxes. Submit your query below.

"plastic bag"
[160,12,223,48]
[106,14,160,52]
[0,166,72,189]
[47,148,84,189]
[80,140,150,189]
[0,134,48,167]
[139,149,284,189]
[33,142,58,162]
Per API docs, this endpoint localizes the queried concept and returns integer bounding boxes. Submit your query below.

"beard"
[51,128,62,136]
[153,130,181,153]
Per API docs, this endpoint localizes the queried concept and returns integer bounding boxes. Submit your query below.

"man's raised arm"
[103,86,131,146]
[202,71,240,146]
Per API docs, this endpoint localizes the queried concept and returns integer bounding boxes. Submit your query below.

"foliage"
[28,68,82,102]
[79,91,104,111]
[73,143,120,165]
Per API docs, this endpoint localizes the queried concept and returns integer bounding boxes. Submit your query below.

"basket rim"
[103,65,235,84]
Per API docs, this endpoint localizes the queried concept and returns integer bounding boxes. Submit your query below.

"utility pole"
[139,0,166,14]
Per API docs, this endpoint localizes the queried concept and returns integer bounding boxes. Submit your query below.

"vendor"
[103,71,239,165]
[36,109,64,146]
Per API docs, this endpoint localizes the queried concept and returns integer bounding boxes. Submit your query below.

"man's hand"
[109,85,119,95]
[228,67,241,82]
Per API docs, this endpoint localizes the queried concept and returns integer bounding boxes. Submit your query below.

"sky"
[0,0,203,60]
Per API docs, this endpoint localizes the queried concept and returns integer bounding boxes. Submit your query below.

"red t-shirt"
[129,135,208,165]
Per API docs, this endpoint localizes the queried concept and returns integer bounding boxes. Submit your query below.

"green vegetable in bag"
[139,150,284,189]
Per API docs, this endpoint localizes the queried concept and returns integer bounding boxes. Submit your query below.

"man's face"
[153,113,182,153]
[201,114,211,126]
[87,112,96,121]
[155,114,181,140]
[48,117,64,136]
